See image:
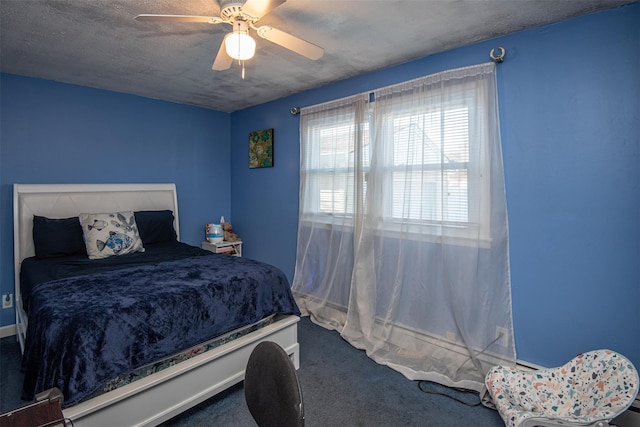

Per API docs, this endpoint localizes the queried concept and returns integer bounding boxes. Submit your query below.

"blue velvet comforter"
[21,253,300,406]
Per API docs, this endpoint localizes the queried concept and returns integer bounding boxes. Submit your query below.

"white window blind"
[388,106,470,224]
[301,103,482,238]
[302,113,369,217]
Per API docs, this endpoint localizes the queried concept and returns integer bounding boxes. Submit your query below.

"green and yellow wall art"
[249,128,274,168]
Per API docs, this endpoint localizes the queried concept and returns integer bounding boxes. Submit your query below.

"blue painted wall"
[230,4,639,368]
[1,4,638,369]
[0,75,231,326]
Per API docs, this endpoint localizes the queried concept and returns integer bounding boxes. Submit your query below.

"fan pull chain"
[242,61,246,79]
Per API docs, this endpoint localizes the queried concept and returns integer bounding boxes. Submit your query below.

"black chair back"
[244,341,304,427]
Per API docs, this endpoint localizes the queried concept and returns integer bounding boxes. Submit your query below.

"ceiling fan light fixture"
[225,21,256,61]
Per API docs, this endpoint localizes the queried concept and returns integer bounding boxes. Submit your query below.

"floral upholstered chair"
[485,349,638,427]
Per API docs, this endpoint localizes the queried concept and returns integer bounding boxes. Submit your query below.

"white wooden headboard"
[13,183,179,307]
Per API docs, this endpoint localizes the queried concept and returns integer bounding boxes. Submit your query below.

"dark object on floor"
[245,341,304,427]
[0,387,66,427]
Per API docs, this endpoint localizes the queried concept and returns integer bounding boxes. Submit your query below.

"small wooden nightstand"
[202,240,242,257]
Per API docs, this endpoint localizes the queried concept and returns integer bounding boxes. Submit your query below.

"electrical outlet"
[495,326,509,347]
[2,293,13,309]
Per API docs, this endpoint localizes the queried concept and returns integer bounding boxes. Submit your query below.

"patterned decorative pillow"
[79,211,145,259]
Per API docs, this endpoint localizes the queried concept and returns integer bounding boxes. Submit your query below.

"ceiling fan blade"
[212,34,233,71]
[241,0,286,19]
[256,25,324,60]
[134,14,226,24]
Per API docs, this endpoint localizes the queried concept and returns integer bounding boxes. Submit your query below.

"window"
[387,106,470,224]
[301,105,369,219]
[300,71,492,241]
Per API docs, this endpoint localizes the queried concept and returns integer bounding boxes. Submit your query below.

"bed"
[13,183,301,426]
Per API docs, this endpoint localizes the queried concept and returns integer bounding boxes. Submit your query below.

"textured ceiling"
[0,0,634,112]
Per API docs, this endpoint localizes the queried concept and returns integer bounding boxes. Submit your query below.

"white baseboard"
[0,324,17,339]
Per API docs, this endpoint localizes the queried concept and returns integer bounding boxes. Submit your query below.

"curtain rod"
[290,46,507,115]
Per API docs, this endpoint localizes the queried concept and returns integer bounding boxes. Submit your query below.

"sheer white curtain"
[293,63,514,391]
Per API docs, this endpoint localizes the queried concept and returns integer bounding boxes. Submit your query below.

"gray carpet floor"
[1,317,506,426]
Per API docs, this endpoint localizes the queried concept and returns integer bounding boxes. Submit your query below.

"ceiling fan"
[135,0,324,73]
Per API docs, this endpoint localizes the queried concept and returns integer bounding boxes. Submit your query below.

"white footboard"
[63,315,299,427]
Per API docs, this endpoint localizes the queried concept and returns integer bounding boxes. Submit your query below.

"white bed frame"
[13,183,300,426]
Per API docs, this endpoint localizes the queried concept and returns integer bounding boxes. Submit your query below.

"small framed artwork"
[249,128,274,168]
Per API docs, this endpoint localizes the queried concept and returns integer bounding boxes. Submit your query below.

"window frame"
[300,88,491,243]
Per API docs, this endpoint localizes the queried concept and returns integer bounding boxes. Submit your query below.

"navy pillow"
[33,216,87,258]
[134,210,177,244]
